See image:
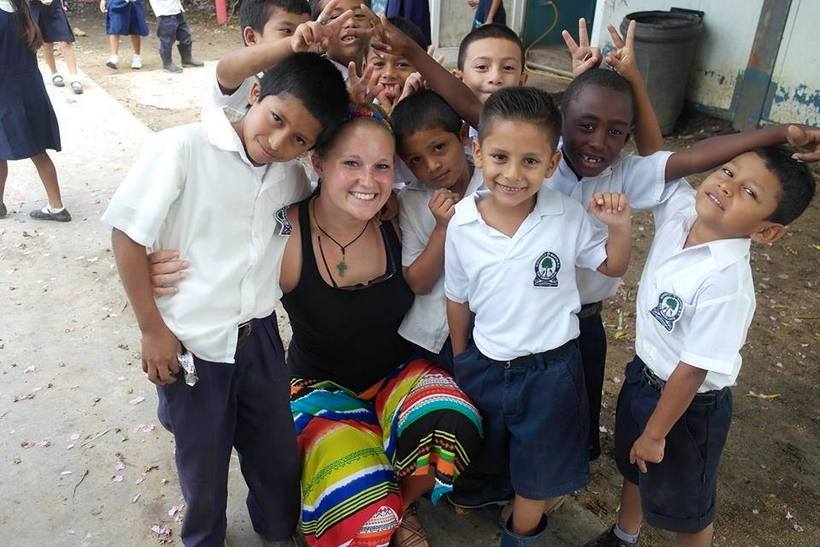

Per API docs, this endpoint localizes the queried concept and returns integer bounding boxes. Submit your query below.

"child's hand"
[562,18,602,77]
[787,124,820,162]
[347,62,383,104]
[292,0,371,54]
[429,188,459,227]
[630,433,665,473]
[99,0,106,12]
[590,192,631,227]
[378,71,423,113]
[604,20,640,82]
[467,0,479,8]
[141,325,181,385]
[147,249,188,297]
[366,7,420,59]
[426,45,446,66]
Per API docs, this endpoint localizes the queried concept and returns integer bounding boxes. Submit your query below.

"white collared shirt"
[398,167,484,352]
[445,186,607,361]
[635,184,755,391]
[547,148,676,304]
[0,0,16,13]
[102,107,311,363]
[148,0,182,16]
[203,69,256,122]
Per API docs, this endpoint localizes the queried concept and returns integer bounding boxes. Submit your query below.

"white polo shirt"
[635,184,755,392]
[102,107,311,364]
[204,69,256,122]
[445,186,608,361]
[398,167,484,352]
[148,0,182,17]
[547,148,676,304]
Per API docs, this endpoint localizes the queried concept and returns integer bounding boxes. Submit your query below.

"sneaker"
[106,54,118,69]
[29,206,72,222]
[131,54,142,69]
[583,525,638,547]
[447,484,514,510]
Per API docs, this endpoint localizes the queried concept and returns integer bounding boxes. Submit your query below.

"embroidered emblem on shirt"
[274,206,292,236]
[533,252,561,287]
[650,292,684,332]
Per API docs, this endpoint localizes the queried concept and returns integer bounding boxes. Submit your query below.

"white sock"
[613,524,640,544]
[43,205,64,214]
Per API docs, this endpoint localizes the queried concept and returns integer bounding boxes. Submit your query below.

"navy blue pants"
[614,356,732,533]
[454,340,590,499]
[579,309,607,460]
[157,315,300,546]
[411,336,455,374]
[156,13,192,61]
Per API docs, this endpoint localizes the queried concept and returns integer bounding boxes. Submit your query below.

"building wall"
[591,0,763,114]
[437,1,474,48]
[767,0,820,125]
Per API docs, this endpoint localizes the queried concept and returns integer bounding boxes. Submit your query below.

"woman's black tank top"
[281,198,414,392]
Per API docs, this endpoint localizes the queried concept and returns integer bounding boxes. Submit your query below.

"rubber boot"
[500,515,548,547]
[161,50,182,73]
[179,44,204,67]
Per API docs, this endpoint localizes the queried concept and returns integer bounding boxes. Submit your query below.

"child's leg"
[108,34,119,56]
[42,43,59,74]
[579,307,607,460]
[156,15,180,72]
[0,160,7,216]
[677,524,714,547]
[232,316,300,541]
[58,42,79,77]
[617,479,643,535]
[401,472,436,509]
[510,495,551,535]
[176,14,203,67]
[130,34,141,54]
[29,152,64,209]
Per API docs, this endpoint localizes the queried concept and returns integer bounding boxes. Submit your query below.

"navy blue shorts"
[453,340,590,499]
[29,1,75,43]
[614,356,732,534]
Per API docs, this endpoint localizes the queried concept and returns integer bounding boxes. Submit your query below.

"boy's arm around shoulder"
[664,124,820,182]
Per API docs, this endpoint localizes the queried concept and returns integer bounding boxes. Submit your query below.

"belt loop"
[504,360,511,369]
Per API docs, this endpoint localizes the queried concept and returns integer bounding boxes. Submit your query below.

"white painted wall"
[591,0,763,112]
[767,0,820,125]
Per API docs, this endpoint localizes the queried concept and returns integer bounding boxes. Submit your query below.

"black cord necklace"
[312,199,370,278]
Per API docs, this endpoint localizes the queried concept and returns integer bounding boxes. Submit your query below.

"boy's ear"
[249,81,262,105]
[471,139,483,168]
[242,26,258,46]
[459,122,470,146]
[544,149,562,178]
[519,71,528,86]
[750,222,786,245]
[452,68,463,80]
[310,153,324,177]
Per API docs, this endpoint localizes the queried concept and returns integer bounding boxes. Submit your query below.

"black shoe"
[163,61,183,73]
[29,207,72,222]
[447,484,514,510]
[583,525,638,547]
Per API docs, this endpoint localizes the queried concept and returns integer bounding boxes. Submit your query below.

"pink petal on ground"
[113,475,124,482]
[69,433,81,442]
[115,461,126,471]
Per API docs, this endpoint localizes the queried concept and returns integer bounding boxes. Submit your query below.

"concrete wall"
[767,0,820,125]
[590,0,819,125]
[436,0,474,48]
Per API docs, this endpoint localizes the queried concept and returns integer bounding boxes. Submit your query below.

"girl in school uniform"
[0,0,71,221]
[28,0,83,93]
[100,0,149,70]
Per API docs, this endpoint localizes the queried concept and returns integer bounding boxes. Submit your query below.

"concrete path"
[0,66,605,546]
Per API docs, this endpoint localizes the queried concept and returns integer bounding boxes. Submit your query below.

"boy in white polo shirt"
[584,144,816,547]
[445,87,633,546]
[103,54,348,547]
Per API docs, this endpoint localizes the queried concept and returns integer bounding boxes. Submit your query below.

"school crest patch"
[533,252,561,287]
[274,206,292,236]
[650,292,684,332]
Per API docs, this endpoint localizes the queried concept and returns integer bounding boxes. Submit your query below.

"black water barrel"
[621,9,704,135]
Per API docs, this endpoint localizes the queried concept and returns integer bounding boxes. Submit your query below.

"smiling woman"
[278,104,483,547]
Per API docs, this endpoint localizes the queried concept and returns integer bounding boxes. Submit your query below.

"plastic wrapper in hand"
[177,351,198,386]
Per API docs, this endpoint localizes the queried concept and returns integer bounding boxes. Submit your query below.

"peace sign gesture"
[562,18,602,78]
[604,19,640,82]
[292,0,372,54]
[346,61,384,104]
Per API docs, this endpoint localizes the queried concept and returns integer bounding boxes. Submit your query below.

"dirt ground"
[7,3,819,546]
